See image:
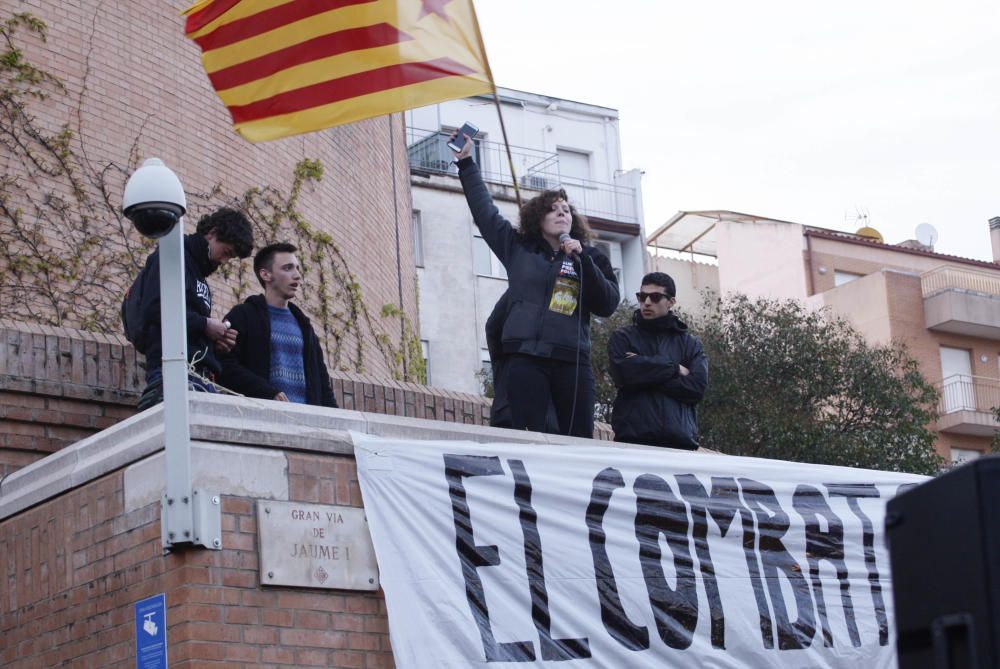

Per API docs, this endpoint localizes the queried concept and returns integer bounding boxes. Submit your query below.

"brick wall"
[1,315,616,479]
[0,455,394,668]
[0,0,417,380]
[881,271,996,458]
[0,318,144,478]
[0,318,534,479]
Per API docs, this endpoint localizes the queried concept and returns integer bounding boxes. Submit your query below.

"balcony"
[937,374,1000,437]
[406,127,638,225]
[922,266,1000,339]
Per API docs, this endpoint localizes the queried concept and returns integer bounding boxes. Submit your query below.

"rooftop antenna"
[845,206,870,228]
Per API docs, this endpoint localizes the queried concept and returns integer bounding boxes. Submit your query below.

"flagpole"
[492,92,522,210]
[388,114,407,379]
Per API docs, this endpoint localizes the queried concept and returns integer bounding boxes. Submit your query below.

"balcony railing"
[938,374,1000,416]
[406,127,638,224]
[922,265,1000,298]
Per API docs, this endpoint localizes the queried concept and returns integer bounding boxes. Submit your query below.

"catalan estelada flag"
[183,0,495,142]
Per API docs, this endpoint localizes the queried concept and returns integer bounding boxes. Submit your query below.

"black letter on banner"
[633,474,698,649]
[679,476,772,649]
[792,484,860,648]
[509,459,591,660]
[586,467,649,651]
[444,454,535,662]
[826,483,888,646]
[674,474,729,649]
[740,478,817,650]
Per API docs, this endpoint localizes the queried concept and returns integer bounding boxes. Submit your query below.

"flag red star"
[419,0,453,21]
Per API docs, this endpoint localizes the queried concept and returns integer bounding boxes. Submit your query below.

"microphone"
[558,233,580,260]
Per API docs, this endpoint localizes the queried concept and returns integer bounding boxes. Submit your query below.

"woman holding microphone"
[452,131,620,437]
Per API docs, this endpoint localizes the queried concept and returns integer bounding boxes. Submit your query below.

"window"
[951,448,981,466]
[592,239,623,298]
[473,233,506,278]
[940,346,974,413]
[421,340,430,385]
[479,349,493,395]
[557,148,591,182]
[407,132,453,172]
[593,240,612,257]
[406,128,484,174]
[834,270,864,286]
[412,210,424,267]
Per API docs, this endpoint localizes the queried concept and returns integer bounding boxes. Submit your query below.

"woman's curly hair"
[518,188,594,243]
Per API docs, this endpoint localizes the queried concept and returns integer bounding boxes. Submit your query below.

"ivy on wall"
[0,12,425,383]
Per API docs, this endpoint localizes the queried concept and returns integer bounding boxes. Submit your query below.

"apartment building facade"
[405,88,645,394]
[648,211,1000,463]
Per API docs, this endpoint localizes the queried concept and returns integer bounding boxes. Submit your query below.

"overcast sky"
[474,0,999,262]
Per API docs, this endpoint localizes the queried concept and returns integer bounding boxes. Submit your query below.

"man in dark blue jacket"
[219,242,337,407]
[608,272,708,449]
[135,208,253,410]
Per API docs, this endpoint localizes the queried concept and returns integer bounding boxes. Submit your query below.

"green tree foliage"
[590,301,635,422]
[589,293,942,473]
[0,10,422,382]
[691,294,942,474]
[991,407,1000,453]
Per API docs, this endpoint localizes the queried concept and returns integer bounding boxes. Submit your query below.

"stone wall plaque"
[257,501,379,590]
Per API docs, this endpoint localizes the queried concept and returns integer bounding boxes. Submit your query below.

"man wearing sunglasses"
[607,272,708,450]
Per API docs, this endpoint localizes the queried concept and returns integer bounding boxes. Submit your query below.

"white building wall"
[716,219,809,301]
[407,92,623,188]
[648,255,721,318]
[413,186,484,392]
[408,88,644,395]
[615,167,647,295]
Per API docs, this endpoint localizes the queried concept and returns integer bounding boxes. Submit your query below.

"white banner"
[353,434,925,668]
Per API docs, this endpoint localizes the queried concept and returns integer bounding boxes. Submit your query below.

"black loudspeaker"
[886,456,1000,668]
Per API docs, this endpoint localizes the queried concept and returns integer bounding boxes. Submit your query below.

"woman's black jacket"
[457,156,620,364]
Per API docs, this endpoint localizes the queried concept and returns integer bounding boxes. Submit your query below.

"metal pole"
[159,221,194,547]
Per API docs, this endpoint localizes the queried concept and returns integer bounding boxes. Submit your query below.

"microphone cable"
[567,250,584,436]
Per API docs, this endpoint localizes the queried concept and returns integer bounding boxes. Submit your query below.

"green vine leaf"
[0,9,423,383]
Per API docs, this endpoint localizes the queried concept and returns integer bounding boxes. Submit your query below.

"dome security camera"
[122,158,187,239]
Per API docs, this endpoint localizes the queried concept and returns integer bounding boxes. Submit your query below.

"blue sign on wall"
[134,593,168,669]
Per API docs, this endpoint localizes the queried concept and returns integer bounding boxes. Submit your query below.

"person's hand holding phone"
[448,121,478,160]
[450,131,474,160]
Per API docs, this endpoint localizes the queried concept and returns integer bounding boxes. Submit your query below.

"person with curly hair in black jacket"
[135,207,253,410]
[452,131,620,437]
[609,272,708,449]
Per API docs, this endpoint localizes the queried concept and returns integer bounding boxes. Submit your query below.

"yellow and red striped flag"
[183,0,495,142]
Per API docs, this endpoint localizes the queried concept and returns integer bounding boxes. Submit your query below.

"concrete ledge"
[0,405,164,518]
[937,408,1000,437]
[0,393,638,520]
[123,442,290,512]
[189,394,365,454]
[924,289,1000,340]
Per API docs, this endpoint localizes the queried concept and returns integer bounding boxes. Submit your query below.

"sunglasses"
[635,292,672,304]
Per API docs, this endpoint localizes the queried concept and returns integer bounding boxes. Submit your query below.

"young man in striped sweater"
[219,243,337,407]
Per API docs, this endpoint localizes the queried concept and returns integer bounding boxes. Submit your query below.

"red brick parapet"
[0,319,143,477]
[0,319,611,477]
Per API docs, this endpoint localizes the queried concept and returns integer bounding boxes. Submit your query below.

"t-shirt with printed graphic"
[194,279,212,313]
[548,258,580,316]
[268,305,307,403]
